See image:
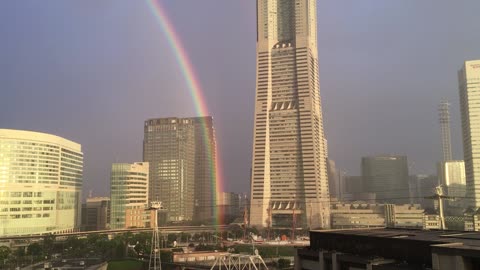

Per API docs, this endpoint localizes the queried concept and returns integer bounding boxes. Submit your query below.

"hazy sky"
[1,1,479,197]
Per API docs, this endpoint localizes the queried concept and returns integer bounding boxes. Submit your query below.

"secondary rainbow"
[145,0,224,224]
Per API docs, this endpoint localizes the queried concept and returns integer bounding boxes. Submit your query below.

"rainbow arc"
[146,0,224,224]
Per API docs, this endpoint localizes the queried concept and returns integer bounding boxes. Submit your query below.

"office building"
[438,160,466,211]
[439,100,453,161]
[0,129,83,236]
[81,197,110,231]
[343,176,363,195]
[218,192,241,222]
[250,0,330,229]
[110,162,150,229]
[296,228,480,270]
[410,174,438,210]
[143,117,217,222]
[362,156,410,204]
[459,60,480,208]
[327,160,345,200]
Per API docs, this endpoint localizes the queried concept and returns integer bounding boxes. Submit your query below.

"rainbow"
[145,0,224,225]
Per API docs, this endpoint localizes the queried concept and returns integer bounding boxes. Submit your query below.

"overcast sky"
[1,1,479,197]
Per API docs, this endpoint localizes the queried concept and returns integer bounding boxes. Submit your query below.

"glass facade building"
[143,117,217,223]
[362,156,410,204]
[0,129,83,236]
[459,60,480,208]
[110,162,149,229]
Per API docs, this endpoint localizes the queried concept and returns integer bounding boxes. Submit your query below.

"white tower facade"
[459,60,480,208]
[250,0,330,229]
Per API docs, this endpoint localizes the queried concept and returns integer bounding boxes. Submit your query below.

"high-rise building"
[410,174,438,211]
[327,160,345,200]
[439,100,453,162]
[143,117,217,222]
[218,192,241,222]
[437,160,466,211]
[362,156,410,204]
[81,197,110,231]
[250,0,330,229]
[110,162,150,229]
[459,60,480,208]
[0,129,83,236]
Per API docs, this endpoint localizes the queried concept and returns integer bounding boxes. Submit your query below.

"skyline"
[1,1,480,197]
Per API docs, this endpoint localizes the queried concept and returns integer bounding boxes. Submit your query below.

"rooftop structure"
[297,228,480,270]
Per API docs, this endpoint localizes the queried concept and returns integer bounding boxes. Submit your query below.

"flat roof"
[311,227,480,249]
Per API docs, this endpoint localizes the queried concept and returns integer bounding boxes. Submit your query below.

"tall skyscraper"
[110,162,149,229]
[143,117,217,222]
[0,129,83,236]
[459,60,480,208]
[439,100,453,161]
[362,156,410,204]
[250,0,330,229]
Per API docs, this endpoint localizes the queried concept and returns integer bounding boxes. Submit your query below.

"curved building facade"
[0,129,83,236]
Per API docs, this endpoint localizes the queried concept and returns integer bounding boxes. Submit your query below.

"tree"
[277,258,291,269]
[27,243,42,257]
[42,234,56,256]
[0,246,11,262]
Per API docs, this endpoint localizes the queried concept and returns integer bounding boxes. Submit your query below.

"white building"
[458,60,480,208]
[110,162,149,229]
[0,129,83,236]
[437,160,466,210]
[250,0,330,229]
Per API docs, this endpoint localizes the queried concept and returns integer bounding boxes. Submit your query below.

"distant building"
[218,192,241,222]
[143,117,217,223]
[110,162,150,229]
[411,174,438,210]
[438,160,466,211]
[464,208,480,231]
[343,176,363,194]
[330,202,424,229]
[0,129,83,236]
[439,100,453,162]
[81,197,110,231]
[459,59,480,208]
[362,156,410,204]
[297,228,480,270]
[424,214,442,230]
[327,160,345,200]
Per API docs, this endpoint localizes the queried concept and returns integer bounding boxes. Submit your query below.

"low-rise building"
[424,214,442,230]
[331,202,425,229]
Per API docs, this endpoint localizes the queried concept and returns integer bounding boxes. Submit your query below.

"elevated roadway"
[0,225,229,241]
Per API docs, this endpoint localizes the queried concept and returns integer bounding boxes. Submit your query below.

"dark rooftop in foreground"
[311,227,480,248]
[297,228,480,269]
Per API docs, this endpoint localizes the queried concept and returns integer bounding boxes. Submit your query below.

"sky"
[0,1,479,197]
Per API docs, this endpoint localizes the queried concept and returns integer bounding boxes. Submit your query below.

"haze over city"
[1,0,479,197]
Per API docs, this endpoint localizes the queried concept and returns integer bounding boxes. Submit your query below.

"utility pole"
[243,205,248,241]
[291,200,296,242]
[425,186,455,230]
[147,201,165,270]
[266,204,272,241]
